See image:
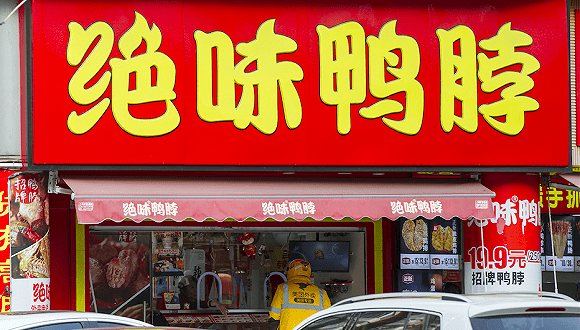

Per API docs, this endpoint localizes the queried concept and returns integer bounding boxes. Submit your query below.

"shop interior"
[87,227,366,328]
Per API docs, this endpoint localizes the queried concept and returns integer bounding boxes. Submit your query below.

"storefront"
[4,0,574,327]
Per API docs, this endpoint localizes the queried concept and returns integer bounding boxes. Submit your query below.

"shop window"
[88,229,365,327]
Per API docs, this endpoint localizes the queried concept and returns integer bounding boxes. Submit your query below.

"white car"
[291,292,580,330]
[0,310,152,329]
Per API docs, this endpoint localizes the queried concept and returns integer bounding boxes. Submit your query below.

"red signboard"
[30,0,569,167]
[0,170,12,312]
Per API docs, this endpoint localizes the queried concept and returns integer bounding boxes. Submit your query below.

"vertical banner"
[8,172,50,311]
[465,173,541,293]
[0,170,14,312]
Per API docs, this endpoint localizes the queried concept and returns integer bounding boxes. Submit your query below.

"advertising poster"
[152,231,184,275]
[542,215,575,272]
[0,170,14,312]
[88,232,150,316]
[465,173,542,293]
[429,218,460,270]
[399,218,429,269]
[9,172,50,311]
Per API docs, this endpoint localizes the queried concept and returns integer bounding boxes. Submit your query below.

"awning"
[556,173,580,191]
[61,176,496,224]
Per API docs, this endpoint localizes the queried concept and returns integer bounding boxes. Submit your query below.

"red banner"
[30,0,569,167]
[464,173,542,293]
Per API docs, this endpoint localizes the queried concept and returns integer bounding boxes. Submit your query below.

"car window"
[470,314,580,330]
[300,313,353,330]
[95,321,140,327]
[352,311,440,330]
[425,313,441,330]
[26,322,84,330]
[354,310,409,330]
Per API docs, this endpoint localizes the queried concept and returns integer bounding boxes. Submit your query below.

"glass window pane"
[354,311,409,330]
[470,314,580,330]
[301,313,353,330]
[96,321,137,327]
[28,322,84,330]
[406,313,427,330]
[426,314,441,330]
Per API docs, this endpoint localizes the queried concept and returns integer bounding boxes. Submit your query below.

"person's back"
[269,259,331,330]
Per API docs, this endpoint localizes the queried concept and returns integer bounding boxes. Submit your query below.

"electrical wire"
[0,0,28,26]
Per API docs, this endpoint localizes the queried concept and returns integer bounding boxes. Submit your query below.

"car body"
[291,291,580,330]
[84,328,192,330]
[0,310,152,330]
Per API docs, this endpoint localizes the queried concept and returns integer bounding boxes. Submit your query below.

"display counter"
[160,309,269,329]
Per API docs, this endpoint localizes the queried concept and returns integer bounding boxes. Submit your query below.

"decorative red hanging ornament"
[238,232,257,259]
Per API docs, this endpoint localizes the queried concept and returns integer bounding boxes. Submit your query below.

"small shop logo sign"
[401,257,411,265]
[78,201,94,211]
[402,273,414,284]
[475,200,489,209]
[431,258,440,265]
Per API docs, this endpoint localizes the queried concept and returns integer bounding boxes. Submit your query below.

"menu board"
[429,218,459,270]
[399,217,459,270]
[541,215,575,272]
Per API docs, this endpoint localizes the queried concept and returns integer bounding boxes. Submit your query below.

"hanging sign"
[29,0,569,168]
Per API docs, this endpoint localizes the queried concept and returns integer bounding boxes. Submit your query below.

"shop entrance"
[87,227,366,328]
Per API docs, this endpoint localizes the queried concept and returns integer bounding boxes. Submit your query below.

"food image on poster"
[402,219,427,252]
[88,234,150,312]
[432,225,453,252]
[548,220,571,259]
[13,233,50,278]
[9,173,50,280]
[9,173,49,257]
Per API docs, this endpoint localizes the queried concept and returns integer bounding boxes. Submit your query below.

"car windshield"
[470,314,580,330]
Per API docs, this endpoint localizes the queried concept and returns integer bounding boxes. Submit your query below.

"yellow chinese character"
[546,187,563,208]
[0,259,8,285]
[436,25,478,133]
[67,21,114,134]
[0,191,7,217]
[477,22,540,136]
[67,12,180,137]
[195,19,303,135]
[361,20,423,135]
[317,21,366,135]
[566,190,580,209]
[0,225,8,251]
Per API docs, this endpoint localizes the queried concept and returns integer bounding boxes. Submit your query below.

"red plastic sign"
[30,0,569,167]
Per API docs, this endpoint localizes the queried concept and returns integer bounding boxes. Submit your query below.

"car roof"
[0,310,152,329]
[293,291,580,329]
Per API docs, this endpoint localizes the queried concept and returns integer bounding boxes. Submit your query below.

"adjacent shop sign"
[30,0,569,168]
[0,170,13,312]
[540,184,580,214]
[464,173,542,293]
[8,173,50,311]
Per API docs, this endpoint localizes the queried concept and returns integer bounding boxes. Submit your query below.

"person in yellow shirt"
[269,259,331,330]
